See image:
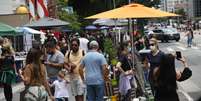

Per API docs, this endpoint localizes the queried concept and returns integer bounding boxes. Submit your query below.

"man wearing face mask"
[45,41,65,84]
[143,38,165,96]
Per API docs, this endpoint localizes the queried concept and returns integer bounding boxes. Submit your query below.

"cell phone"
[176,51,182,59]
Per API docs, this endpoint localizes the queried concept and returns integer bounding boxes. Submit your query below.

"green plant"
[57,0,81,31]
[103,38,117,64]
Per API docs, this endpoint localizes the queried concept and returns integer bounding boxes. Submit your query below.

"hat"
[89,40,99,48]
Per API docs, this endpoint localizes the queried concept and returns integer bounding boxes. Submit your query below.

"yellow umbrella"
[86,3,180,19]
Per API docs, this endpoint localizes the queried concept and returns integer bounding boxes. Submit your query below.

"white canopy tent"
[93,18,128,26]
[17,27,46,51]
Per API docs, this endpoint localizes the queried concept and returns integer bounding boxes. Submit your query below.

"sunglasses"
[71,44,78,47]
[149,43,155,46]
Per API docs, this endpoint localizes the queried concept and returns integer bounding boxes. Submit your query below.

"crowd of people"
[0,30,192,101]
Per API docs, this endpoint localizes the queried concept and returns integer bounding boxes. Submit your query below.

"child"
[50,70,70,101]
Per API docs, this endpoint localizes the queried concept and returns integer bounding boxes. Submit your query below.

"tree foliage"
[57,0,81,31]
[103,38,117,64]
[175,8,186,16]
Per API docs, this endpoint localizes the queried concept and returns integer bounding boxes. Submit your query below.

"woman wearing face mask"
[143,38,165,96]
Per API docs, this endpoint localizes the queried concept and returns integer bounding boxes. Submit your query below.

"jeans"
[55,97,68,101]
[87,83,104,101]
[187,37,193,47]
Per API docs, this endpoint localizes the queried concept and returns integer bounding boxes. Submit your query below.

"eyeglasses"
[149,43,155,46]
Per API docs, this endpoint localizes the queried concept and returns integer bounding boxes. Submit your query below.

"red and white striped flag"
[29,0,36,18]
[37,0,49,18]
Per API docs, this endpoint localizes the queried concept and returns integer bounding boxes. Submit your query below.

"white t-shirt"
[52,80,69,98]
[79,37,89,53]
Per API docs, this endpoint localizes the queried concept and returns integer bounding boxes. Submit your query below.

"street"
[1,31,201,101]
[159,30,201,101]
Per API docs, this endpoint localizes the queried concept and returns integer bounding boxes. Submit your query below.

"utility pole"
[165,0,168,11]
[112,0,116,8]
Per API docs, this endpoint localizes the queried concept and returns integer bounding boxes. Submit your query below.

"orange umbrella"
[86,3,180,19]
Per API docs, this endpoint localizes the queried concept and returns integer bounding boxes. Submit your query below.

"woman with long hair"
[0,39,16,101]
[153,54,178,101]
[153,53,190,101]
[19,48,54,101]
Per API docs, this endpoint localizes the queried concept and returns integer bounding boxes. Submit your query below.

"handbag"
[178,67,192,82]
[20,86,48,101]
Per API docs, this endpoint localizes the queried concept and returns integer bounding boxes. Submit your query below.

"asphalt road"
[159,30,201,101]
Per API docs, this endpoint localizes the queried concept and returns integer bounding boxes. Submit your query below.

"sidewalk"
[0,82,192,101]
[0,82,24,101]
[0,82,76,101]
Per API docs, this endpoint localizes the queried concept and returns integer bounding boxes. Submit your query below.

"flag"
[37,0,49,18]
[29,0,36,18]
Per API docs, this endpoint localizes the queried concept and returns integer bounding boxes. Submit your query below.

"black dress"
[154,84,179,101]
[0,56,16,84]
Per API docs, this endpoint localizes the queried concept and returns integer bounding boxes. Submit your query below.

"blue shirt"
[81,50,107,85]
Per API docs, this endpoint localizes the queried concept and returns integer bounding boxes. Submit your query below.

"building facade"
[160,0,187,12]
[0,0,26,15]
[193,0,201,18]
[161,0,201,19]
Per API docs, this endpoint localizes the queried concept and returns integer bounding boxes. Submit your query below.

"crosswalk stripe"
[197,44,201,47]
[191,46,199,50]
[177,46,187,51]
[167,47,175,52]
[178,80,201,93]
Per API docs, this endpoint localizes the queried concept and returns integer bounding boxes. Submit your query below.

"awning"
[86,3,180,19]
[24,17,70,28]
[17,27,46,34]
[0,22,18,36]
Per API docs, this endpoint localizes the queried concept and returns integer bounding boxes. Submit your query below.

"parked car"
[147,28,180,42]
[163,28,180,42]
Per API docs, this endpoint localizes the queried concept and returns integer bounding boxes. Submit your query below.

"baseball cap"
[89,40,99,48]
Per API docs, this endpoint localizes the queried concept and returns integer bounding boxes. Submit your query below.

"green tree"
[57,0,81,31]
[175,8,186,16]
[103,38,117,64]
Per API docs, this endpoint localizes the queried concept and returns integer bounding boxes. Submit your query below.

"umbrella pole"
[131,18,147,98]
[131,18,135,68]
[14,36,16,51]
